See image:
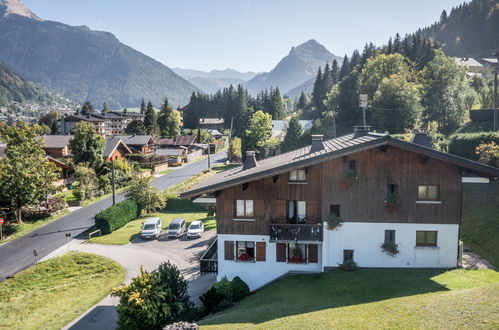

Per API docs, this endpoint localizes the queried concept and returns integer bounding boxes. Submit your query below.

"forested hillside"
[0,62,67,106]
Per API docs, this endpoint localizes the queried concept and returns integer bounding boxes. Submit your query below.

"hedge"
[448,132,499,161]
[95,199,140,234]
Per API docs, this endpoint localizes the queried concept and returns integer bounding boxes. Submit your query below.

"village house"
[199,118,225,131]
[104,138,133,162]
[59,111,144,136]
[46,156,72,188]
[181,127,499,290]
[114,135,154,154]
[41,135,73,158]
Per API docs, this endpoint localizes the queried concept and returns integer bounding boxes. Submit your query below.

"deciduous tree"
[70,121,105,169]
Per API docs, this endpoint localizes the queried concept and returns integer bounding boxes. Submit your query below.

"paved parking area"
[42,229,217,330]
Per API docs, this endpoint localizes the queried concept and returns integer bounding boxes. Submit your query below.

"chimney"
[353,125,371,138]
[410,132,432,148]
[242,151,258,171]
[310,135,325,153]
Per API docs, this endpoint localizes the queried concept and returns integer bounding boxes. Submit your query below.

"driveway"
[0,152,226,281]
[41,229,217,330]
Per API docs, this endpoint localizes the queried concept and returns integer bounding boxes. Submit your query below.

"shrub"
[112,263,193,330]
[381,241,400,256]
[95,199,140,234]
[448,132,499,161]
[200,277,235,314]
[231,276,250,301]
[338,260,358,271]
[327,213,342,231]
[125,177,166,214]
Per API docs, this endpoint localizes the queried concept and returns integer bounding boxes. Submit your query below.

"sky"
[23,0,468,73]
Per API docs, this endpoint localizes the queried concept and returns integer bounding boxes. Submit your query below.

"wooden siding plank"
[256,242,266,261]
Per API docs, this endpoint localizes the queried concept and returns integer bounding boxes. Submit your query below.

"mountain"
[419,0,499,58]
[187,77,246,94]
[0,61,69,106]
[172,68,259,81]
[286,78,315,100]
[244,39,343,96]
[0,0,198,108]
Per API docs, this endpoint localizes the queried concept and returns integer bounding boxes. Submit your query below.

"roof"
[154,138,175,146]
[199,118,224,125]
[181,132,499,198]
[409,133,432,148]
[453,57,483,68]
[208,129,223,137]
[174,135,197,146]
[144,217,161,224]
[42,135,73,149]
[46,156,72,169]
[114,135,153,146]
[155,148,185,157]
[104,138,132,157]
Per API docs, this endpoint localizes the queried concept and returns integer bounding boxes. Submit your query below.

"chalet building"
[59,111,144,136]
[46,156,72,188]
[181,127,499,290]
[114,135,154,154]
[199,118,224,131]
[41,135,73,158]
[104,138,132,162]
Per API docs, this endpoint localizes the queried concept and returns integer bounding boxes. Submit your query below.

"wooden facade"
[216,145,461,237]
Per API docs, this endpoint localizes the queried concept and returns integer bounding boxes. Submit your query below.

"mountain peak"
[0,0,42,21]
[291,39,331,57]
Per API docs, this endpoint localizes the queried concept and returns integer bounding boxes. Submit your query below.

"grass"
[0,209,70,244]
[157,169,173,175]
[0,252,125,330]
[461,180,499,268]
[90,210,215,245]
[200,269,499,329]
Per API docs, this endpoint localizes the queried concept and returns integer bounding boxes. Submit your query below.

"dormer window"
[289,169,306,183]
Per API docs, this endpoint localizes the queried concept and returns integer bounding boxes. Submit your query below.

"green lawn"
[0,252,125,330]
[90,210,215,245]
[157,169,173,175]
[461,181,499,268]
[0,210,70,244]
[200,269,499,329]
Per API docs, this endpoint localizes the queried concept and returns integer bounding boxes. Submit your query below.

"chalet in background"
[181,126,499,290]
[104,138,132,162]
[59,111,144,136]
[199,118,224,131]
[41,135,73,158]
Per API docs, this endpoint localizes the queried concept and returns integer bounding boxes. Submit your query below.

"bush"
[200,276,250,315]
[113,263,193,330]
[448,132,499,161]
[231,276,250,301]
[95,199,140,234]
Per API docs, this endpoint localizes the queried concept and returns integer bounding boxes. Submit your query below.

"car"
[140,217,162,239]
[187,220,204,239]
[167,218,187,239]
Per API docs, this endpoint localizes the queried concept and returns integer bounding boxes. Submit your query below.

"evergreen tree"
[125,120,147,135]
[312,67,323,111]
[123,108,128,114]
[386,37,393,54]
[297,91,308,109]
[331,60,340,84]
[440,9,448,23]
[393,33,402,54]
[81,101,94,115]
[101,102,110,114]
[143,101,158,135]
[140,98,146,115]
[271,87,285,120]
[338,55,350,80]
[282,117,304,153]
[157,97,181,138]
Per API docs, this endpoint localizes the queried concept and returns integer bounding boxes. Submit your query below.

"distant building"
[114,135,155,154]
[453,57,484,77]
[271,120,313,141]
[104,138,133,162]
[199,118,225,131]
[59,111,144,136]
[41,135,73,158]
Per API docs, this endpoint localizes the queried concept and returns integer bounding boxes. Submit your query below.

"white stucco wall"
[217,234,322,291]
[322,222,459,268]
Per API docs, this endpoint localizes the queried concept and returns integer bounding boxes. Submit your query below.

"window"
[330,204,341,217]
[289,169,306,182]
[416,231,438,247]
[343,249,354,263]
[418,185,439,200]
[288,243,307,263]
[236,200,254,217]
[288,201,306,223]
[348,160,356,173]
[385,230,396,243]
[387,184,398,197]
[236,241,255,261]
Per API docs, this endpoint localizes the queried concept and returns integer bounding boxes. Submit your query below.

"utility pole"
[359,94,368,127]
[494,51,498,131]
[333,105,338,138]
[207,141,211,171]
[111,160,116,205]
[228,116,234,162]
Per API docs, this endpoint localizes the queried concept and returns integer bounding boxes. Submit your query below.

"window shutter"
[307,244,318,263]
[276,200,287,224]
[306,201,320,224]
[256,242,266,261]
[254,200,265,217]
[224,241,234,260]
[276,243,286,262]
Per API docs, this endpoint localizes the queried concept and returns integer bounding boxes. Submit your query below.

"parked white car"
[187,220,204,239]
[167,218,187,239]
[140,217,162,239]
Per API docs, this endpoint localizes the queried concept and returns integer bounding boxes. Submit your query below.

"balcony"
[200,238,218,274]
[269,223,323,242]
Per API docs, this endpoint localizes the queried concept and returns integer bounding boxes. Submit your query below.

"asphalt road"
[0,152,227,281]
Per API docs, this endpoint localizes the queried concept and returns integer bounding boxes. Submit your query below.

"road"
[0,152,226,281]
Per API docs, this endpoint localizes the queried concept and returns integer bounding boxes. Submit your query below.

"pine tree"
[282,117,304,153]
[297,92,308,109]
[157,97,181,138]
[140,98,146,115]
[81,101,94,115]
[101,102,110,114]
[386,37,393,54]
[331,60,339,84]
[144,101,158,135]
[123,108,128,114]
[393,33,402,54]
[271,87,285,120]
[312,67,323,111]
[338,55,350,80]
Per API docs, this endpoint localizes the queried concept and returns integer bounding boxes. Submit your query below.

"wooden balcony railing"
[200,238,218,274]
[269,223,323,242]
